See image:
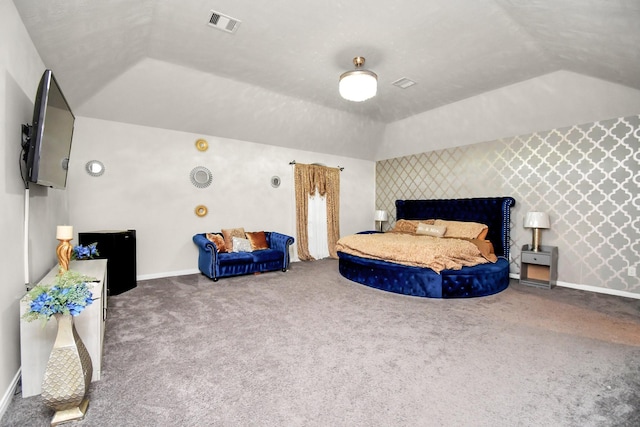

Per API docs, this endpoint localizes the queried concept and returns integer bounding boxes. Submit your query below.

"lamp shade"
[374,210,388,222]
[524,212,550,229]
[56,225,73,240]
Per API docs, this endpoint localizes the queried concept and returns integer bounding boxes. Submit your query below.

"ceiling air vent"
[392,77,417,89]
[208,10,241,34]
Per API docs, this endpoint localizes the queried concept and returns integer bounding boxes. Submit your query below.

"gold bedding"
[336,233,496,273]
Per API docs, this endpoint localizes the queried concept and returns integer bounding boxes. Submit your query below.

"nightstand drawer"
[522,252,550,265]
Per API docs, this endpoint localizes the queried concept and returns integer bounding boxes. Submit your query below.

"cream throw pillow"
[416,223,447,237]
[231,237,253,252]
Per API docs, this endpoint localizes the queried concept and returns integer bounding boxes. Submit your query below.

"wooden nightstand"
[520,244,558,289]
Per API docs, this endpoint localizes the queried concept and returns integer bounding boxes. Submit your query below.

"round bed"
[337,197,516,298]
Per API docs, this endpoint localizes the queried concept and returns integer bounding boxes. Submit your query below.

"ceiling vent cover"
[208,10,241,34]
[392,77,417,89]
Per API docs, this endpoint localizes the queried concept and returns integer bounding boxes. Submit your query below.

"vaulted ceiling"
[13,0,640,158]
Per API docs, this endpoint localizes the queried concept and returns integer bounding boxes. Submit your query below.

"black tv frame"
[21,69,75,189]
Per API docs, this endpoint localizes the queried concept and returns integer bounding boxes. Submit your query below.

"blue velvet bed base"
[338,197,516,299]
[339,253,510,298]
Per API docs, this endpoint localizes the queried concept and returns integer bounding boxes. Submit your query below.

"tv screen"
[23,69,75,189]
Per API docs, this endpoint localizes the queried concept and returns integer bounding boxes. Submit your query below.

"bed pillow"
[434,219,488,239]
[476,228,488,240]
[415,223,446,238]
[466,239,497,262]
[246,231,269,250]
[232,237,253,252]
[205,233,228,253]
[222,227,246,252]
[390,219,434,234]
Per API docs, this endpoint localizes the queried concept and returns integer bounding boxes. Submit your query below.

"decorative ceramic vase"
[41,313,93,426]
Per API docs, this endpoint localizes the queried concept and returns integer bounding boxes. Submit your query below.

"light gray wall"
[77,58,387,161]
[376,115,640,297]
[378,71,640,161]
[0,0,70,416]
[67,117,375,278]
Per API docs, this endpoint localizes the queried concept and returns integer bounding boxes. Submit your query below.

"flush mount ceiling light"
[339,56,378,102]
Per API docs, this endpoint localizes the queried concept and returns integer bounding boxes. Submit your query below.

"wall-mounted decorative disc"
[271,176,281,188]
[195,139,209,151]
[85,160,105,177]
[195,205,208,217]
[190,166,212,188]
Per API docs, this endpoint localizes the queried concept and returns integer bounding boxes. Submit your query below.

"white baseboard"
[136,260,301,281]
[0,369,21,421]
[137,268,200,281]
[555,280,640,300]
[509,273,640,300]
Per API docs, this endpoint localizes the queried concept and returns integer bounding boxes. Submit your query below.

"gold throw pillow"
[246,231,269,250]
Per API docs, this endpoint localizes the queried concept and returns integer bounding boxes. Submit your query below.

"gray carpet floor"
[2,259,639,426]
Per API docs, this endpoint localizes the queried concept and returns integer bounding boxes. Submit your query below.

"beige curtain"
[294,163,340,260]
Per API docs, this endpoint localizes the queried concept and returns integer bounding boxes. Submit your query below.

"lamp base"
[531,228,542,252]
[56,239,73,273]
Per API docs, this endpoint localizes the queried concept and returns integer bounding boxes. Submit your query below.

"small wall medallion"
[195,139,209,152]
[270,176,281,188]
[195,205,208,217]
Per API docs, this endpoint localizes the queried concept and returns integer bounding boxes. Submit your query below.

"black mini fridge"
[78,229,137,295]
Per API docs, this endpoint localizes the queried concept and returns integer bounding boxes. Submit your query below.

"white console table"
[19,259,108,397]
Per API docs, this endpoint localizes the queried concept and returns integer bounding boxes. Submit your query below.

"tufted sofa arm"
[267,232,295,270]
[192,233,220,278]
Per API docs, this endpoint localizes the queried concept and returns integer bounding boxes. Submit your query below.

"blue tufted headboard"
[395,197,516,259]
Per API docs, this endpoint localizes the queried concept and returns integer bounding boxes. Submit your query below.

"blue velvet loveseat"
[193,232,294,281]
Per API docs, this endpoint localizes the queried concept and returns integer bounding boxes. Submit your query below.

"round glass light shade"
[339,70,378,102]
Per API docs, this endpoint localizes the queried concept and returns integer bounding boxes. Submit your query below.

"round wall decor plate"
[190,166,212,188]
[271,176,281,188]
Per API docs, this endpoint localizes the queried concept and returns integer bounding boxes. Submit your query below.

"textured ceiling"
[13,0,640,142]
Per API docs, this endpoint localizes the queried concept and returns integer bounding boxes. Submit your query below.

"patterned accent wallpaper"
[376,115,639,295]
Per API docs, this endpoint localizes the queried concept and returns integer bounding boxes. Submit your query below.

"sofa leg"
[213,277,218,282]
[282,268,287,272]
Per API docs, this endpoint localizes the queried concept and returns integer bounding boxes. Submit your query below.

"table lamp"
[374,210,388,232]
[524,212,550,252]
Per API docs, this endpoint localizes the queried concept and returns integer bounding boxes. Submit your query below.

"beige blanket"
[336,233,493,273]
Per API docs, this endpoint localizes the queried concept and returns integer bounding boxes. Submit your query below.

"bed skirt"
[338,252,510,298]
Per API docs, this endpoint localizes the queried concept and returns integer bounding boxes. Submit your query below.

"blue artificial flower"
[67,302,83,316]
[72,243,99,260]
[22,270,95,323]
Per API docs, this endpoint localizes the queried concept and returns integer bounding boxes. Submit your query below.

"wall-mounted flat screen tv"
[22,69,75,189]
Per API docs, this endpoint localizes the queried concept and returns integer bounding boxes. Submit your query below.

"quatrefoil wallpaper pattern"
[376,115,639,295]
